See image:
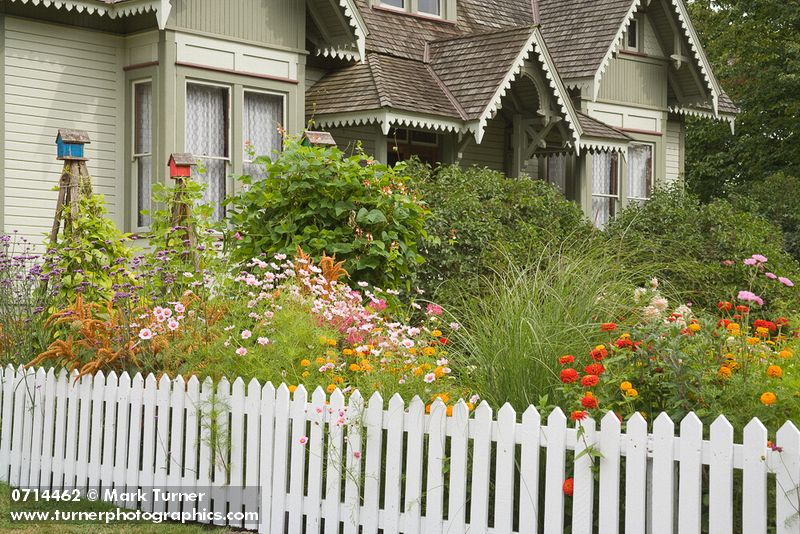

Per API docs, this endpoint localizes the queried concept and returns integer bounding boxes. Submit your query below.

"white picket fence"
[1,365,799,533]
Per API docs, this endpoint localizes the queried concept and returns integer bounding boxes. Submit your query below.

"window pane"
[547,154,567,193]
[137,155,152,228]
[419,0,440,15]
[627,20,638,49]
[382,0,404,7]
[591,151,618,228]
[186,83,229,219]
[243,92,283,179]
[134,83,152,154]
[628,144,653,201]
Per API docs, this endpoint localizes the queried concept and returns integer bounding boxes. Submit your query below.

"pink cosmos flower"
[241,330,252,340]
[766,272,778,280]
[175,303,186,313]
[370,299,387,312]
[236,347,248,356]
[744,258,758,266]
[257,337,270,346]
[138,328,153,340]
[353,451,362,460]
[234,232,243,241]
[298,436,308,445]
[167,319,179,331]
[426,303,444,316]
[779,277,795,287]
[751,254,768,263]
[424,373,436,383]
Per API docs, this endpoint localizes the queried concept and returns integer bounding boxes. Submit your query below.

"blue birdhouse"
[55,128,90,160]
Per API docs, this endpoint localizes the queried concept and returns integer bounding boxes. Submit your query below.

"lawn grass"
[0,484,232,533]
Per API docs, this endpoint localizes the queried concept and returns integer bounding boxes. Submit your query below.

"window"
[591,151,619,228]
[381,0,404,8]
[419,0,441,16]
[627,143,653,204]
[387,128,440,166]
[133,81,152,228]
[626,19,639,50]
[243,91,284,179]
[546,154,567,194]
[185,82,230,220]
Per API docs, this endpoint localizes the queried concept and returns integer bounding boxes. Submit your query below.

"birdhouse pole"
[167,153,200,269]
[50,128,93,247]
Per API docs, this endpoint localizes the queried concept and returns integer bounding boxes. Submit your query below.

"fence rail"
[0,365,799,533]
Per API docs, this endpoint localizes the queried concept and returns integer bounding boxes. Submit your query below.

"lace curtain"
[628,144,653,203]
[591,151,618,228]
[243,92,283,180]
[134,83,152,228]
[547,154,567,194]
[186,84,228,220]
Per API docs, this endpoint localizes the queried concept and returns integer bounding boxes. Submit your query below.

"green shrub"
[226,139,427,289]
[605,185,800,313]
[406,161,595,303]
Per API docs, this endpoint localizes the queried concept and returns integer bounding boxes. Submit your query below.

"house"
[0,0,736,250]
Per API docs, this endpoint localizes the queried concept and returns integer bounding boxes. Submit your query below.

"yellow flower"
[301,371,310,378]
[756,326,769,336]
[318,336,329,345]
[717,366,732,379]
[326,349,337,358]
[620,381,632,392]
[326,384,336,394]
[595,344,605,352]
[288,385,297,393]
[619,333,631,340]
[315,357,326,365]
[434,366,445,378]
[422,347,436,357]
[466,402,475,411]
[433,393,450,404]
[432,329,442,337]
[327,339,337,346]
[413,367,423,377]
[747,337,760,345]
[767,365,783,378]
[626,388,639,398]
[779,349,793,359]
[333,376,344,385]
[446,406,453,417]
[760,392,777,406]
[688,323,701,332]
[342,348,355,356]
[300,359,311,367]
[349,363,362,372]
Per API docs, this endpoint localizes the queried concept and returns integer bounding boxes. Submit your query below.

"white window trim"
[242,88,287,167]
[375,0,444,19]
[625,17,641,52]
[627,142,655,203]
[131,78,153,232]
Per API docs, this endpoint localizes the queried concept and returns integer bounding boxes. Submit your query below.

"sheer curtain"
[591,151,618,228]
[628,144,653,204]
[243,92,283,180]
[186,83,228,220]
[547,154,567,194]
[134,82,152,228]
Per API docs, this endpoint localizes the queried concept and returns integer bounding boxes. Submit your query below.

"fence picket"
[323,389,346,534]
[404,396,426,534]
[140,374,158,511]
[625,412,648,533]
[287,385,308,534]
[519,405,541,534]
[0,366,16,482]
[197,376,215,520]
[167,375,186,515]
[51,370,69,490]
[651,412,676,534]
[18,369,35,488]
[775,421,800,534]
[270,384,290,534]
[244,377,262,528]
[383,393,405,534]
[153,375,172,514]
[362,391,384,534]
[73,374,94,491]
[100,371,118,491]
[425,399,446,534]
[113,373,131,505]
[709,416,734,534]
[743,418,769,534]
[182,375,200,510]
[543,408,567,534]
[495,403,516,533]
[38,368,58,490]
[228,377,246,525]
[27,367,47,488]
[125,373,144,503]
[62,373,80,490]
[344,391,365,534]
[572,416,596,534]
[257,382,276,534]
[212,377,230,525]
[307,387,327,534]
[598,412,621,534]
[86,371,106,493]
[10,368,29,488]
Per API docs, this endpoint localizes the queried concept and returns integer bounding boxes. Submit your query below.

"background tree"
[686,0,800,200]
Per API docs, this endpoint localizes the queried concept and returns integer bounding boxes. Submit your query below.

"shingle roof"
[576,112,631,142]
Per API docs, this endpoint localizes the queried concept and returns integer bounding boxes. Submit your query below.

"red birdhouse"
[168,153,195,179]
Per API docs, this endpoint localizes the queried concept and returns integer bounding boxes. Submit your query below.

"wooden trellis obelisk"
[167,153,200,269]
[50,128,93,247]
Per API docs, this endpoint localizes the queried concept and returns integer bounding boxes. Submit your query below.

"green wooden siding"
[598,56,668,109]
[459,116,506,172]
[169,0,305,50]
[665,118,684,184]
[3,17,124,245]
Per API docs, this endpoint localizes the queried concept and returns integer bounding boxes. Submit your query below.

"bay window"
[243,91,284,179]
[185,82,230,220]
[133,81,152,228]
[591,151,619,228]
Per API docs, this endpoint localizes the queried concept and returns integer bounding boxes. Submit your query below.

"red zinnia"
[559,355,575,365]
[600,322,618,332]
[563,477,574,496]
[581,393,599,409]
[570,410,588,421]
[439,337,448,345]
[717,318,731,329]
[581,374,599,388]
[589,346,608,361]
[717,301,733,311]
[776,317,790,328]
[560,368,579,383]
[584,363,605,375]
[615,337,634,349]
[736,305,749,313]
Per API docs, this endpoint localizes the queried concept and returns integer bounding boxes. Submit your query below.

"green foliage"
[686,0,800,199]
[43,193,132,305]
[448,243,643,409]
[226,139,428,288]
[406,161,595,302]
[605,185,800,312]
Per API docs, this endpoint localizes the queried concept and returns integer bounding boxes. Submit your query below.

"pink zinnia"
[751,254,768,263]
[236,347,248,356]
[426,303,444,316]
[424,373,436,383]
[779,277,795,287]
[766,272,778,280]
[737,290,764,306]
[138,328,153,340]
[743,258,758,266]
